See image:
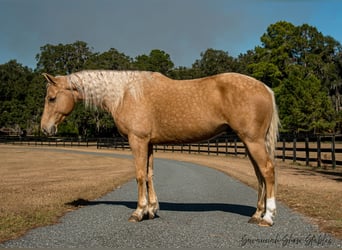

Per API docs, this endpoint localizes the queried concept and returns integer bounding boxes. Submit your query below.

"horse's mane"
[67,70,152,112]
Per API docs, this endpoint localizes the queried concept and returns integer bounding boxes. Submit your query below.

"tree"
[275,65,335,133]
[36,41,93,75]
[133,49,174,75]
[2,25,342,135]
[24,73,46,135]
[247,61,282,88]
[252,21,342,133]
[192,48,236,77]
[85,48,132,70]
[0,60,44,134]
[258,22,342,87]
[169,66,202,80]
[235,50,258,75]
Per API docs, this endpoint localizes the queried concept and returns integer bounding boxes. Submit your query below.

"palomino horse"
[41,70,279,226]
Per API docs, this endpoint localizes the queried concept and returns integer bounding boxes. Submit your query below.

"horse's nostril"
[51,126,57,135]
[41,126,56,136]
[43,128,50,136]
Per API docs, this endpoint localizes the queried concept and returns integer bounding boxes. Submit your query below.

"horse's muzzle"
[41,125,57,136]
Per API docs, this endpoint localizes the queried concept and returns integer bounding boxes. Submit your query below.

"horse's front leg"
[128,135,149,222]
[147,144,159,219]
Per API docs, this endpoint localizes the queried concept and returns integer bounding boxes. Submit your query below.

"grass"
[0,145,135,243]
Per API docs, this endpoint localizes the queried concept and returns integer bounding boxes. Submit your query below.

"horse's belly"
[150,120,228,144]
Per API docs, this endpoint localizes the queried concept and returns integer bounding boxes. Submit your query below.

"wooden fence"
[0,136,98,148]
[1,134,341,168]
[97,134,341,168]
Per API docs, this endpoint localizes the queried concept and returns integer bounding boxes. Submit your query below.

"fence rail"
[1,134,341,168]
[0,136,98,148]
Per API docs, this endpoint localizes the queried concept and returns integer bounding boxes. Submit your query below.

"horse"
[40,70,279,226]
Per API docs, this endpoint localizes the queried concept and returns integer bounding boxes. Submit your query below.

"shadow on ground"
[66,198,255,217]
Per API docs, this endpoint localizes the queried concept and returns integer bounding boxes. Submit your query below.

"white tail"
[265,87,280,161]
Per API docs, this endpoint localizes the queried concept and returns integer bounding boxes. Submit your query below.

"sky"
[1,0,342,69]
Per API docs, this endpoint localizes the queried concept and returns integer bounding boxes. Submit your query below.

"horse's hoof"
[258,219,273,227]
[148,211,157,220]
[248,216,261,224]
[128,214,141,222]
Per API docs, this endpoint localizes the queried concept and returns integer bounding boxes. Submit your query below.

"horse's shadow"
[66,199,255,217]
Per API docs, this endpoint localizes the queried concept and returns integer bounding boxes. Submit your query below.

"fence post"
[207,140,210,155]
[282,138,285,162]
[317,136,321,168]
[216,139,219,155]
[225,138,228,156]
[305,137,309,166]
[234,138,237,157]
[332,135,336,169]
[293,137,296,163]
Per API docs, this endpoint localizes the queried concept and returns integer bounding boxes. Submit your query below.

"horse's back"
[138,72,273,143]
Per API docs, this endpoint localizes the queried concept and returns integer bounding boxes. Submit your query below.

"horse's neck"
[70,70,146,113]
[69,71,107,109]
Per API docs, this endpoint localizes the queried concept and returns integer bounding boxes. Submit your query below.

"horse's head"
[41,73,78,136]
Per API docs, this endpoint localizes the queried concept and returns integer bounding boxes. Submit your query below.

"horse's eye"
[48,97,56,103]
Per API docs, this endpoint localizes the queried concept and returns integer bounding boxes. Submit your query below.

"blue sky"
[1,0,341,69]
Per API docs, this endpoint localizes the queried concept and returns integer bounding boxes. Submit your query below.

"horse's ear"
[42,73,58,85]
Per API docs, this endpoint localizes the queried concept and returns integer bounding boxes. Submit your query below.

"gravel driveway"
[1,157,341,248]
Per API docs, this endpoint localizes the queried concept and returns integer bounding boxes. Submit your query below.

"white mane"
[67,70,152,112]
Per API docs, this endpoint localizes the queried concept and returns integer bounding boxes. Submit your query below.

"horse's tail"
[265,87,280,162]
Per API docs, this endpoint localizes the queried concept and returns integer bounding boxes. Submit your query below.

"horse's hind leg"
[247,151,266,224]
[147,144,159,219]
[245,139,276,226]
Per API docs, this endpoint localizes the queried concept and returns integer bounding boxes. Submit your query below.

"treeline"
[1,21,342,137]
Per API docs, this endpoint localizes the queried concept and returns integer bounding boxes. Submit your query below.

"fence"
[0,136,98,148]
[277,135,342,169]
[97,134,342,169]
[1,134,341,168]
